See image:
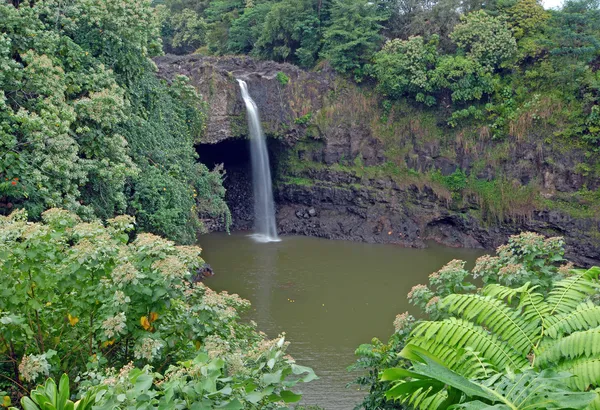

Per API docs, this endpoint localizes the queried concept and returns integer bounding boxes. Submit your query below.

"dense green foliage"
[0,0,230,243]
[0,209,315,408]
[160,0,600,150]
[352,232,600,409]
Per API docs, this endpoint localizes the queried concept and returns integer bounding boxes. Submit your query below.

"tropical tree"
[321,0,389,75]
[372,35,439,104]
[450,10,517,71]
[255,0,321,67]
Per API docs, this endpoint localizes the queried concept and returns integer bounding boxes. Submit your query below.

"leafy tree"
[227,2,274,54]
[430,55,494,103]
[372,34,494,106]
[0,2,138,219]
[158,7,208,54]
[450,10,517,71]
[502,0,550,40]
[0,0,230,242]
[384,0,464,51]
[255,0,321,67]
[203,0,245,55]
[547,0,600,61]
[321,0,389,75]
[372,35,439,104]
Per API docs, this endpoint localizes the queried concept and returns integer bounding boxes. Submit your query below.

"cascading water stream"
[237,79,280,243]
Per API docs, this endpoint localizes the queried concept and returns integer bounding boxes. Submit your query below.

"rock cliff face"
[155,55,600,266]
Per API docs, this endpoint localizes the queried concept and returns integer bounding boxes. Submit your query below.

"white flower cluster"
[113,290,130,306]
[134,338,164,361]
[102,312,127,338]
[19,353,50,382]
[111,262,142,287]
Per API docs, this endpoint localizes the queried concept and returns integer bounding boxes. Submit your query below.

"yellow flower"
[102,340,115,348]
[67,314,79,326]
[149,312,159,323]
[140,316,152,331]
[3,395,11,407]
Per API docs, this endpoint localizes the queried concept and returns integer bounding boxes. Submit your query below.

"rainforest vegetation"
[158,0,600,150]
[1,0,600,408]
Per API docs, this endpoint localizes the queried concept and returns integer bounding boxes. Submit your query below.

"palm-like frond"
[483,283,530,303]
[587,390,600,410]
[441,293,540,355]
[546,301,600,339]
[385,265,600,407]
[411,337,497,379]
[537,326,600,367]
[410,318,529,371]
[546,267,600,316]
[484,283,550,328]
[556,357,600,391]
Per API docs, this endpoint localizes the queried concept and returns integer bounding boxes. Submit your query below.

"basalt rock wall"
[155,54,600,266]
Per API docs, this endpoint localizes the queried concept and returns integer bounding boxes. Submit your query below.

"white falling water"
[237,79,280,243]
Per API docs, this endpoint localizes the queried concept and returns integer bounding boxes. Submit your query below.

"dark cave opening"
[196,138,284,231]
[197,138,251,170]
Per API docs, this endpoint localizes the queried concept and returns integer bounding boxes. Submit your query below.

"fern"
[557,357,600,391]
[546,267,600,315]
[410,318,529,371]
[537,326,600,367]
[546,301,600,338]
[484,283,550,328]
[483,282,531,304]
[441,293,540,355]
[410,337,497,379]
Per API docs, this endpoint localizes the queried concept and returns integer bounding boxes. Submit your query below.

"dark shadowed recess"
[196,138,284,231]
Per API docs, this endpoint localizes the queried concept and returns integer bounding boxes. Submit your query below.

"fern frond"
[454,347,498,380]
[546,301,600,339]
[556,357,600,391]
[483,282,531,303]
[410,318,529,371]
[412,337,497,379]
[547,267,600,316]
[406,386,448,410]
[587,390,600,410]
[483,283,550,327]
[441,293,540,355]
[537,327,600,367]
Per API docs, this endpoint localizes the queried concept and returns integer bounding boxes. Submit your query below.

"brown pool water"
[201,232,484,409]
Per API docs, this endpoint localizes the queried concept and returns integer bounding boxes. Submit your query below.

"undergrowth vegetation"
[0,209,315,409]
[352,232,600,409]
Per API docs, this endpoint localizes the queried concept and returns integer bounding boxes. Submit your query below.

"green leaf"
[21,397,41,410]
[57,374,70,410]
[279,390,302,403]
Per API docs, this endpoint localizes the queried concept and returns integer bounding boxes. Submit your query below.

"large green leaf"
[384,345,596,410]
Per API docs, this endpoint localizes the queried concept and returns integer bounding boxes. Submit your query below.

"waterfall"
[237,79,280,243]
